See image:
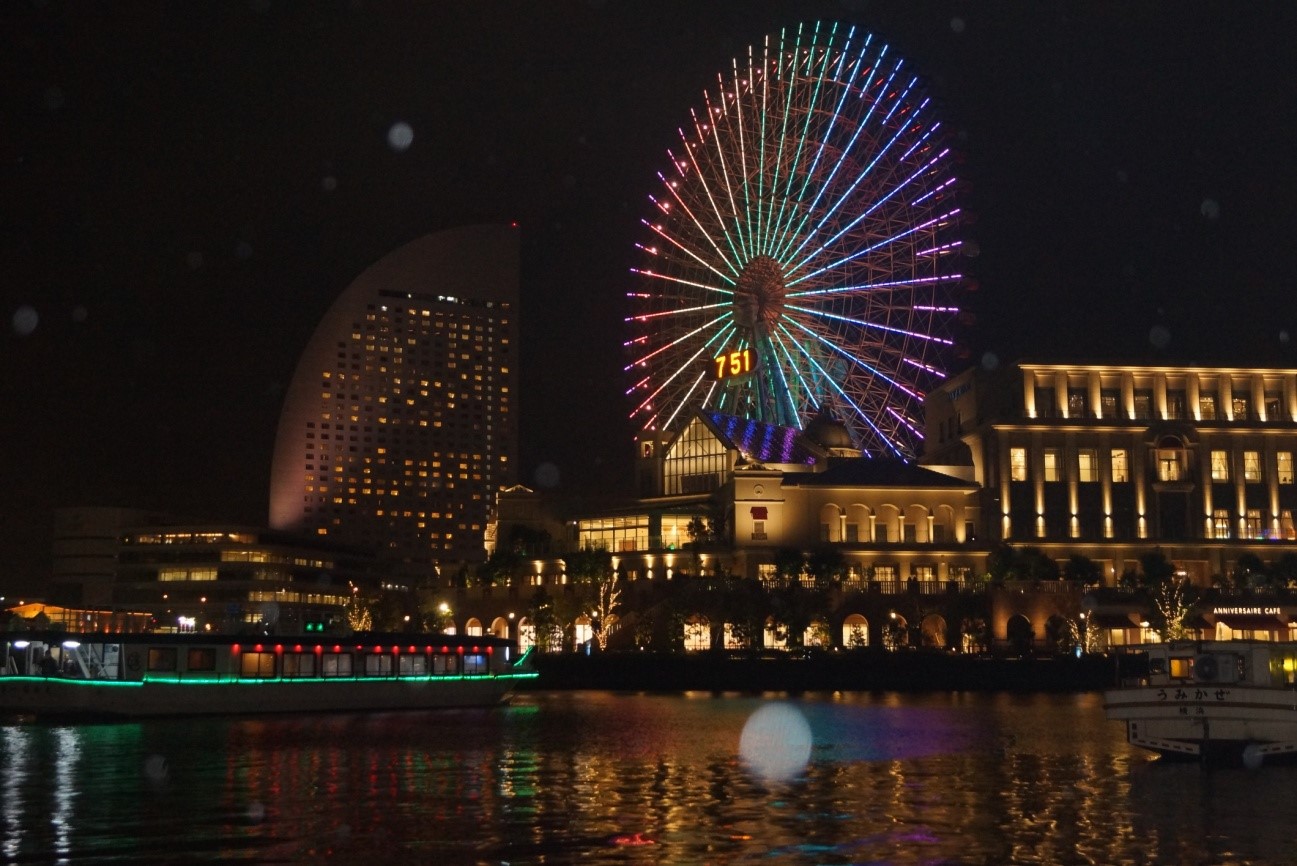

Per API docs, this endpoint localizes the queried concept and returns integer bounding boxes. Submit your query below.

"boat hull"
[0,673,526,719]
[1104,685,1297,762]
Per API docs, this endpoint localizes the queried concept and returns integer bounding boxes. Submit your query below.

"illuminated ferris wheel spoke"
[700,88,753,261]
[629,340,718,420]
[728,58,758,260]
[768,30,869,258]
[625,313,729,373]
[768,51,900,262]
[663,371,713,431]
[790,207,961,288]
[629,21,963,458]
[646,196,741,283]
[788,145,951,275]
[782,317,921,402]
[789,337,905,458]
[887,406,923,439]
[751,42,770,255]
[680,116,747,268]
[627,267,732,302]
[766,26,851,226]
[789,273,963,301]
[769,329,822,412]
[777,73,923,268]
[787,303,954,348]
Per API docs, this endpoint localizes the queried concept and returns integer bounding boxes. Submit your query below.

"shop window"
[1077,448,1098,482]
[1111,449,1129,483]
[1244,451,1262,483]
[1210,450,1229,482]
[1165,390,1186,420]
[1100,390,1120,418]
[1067,389,1087,417]
[1010,447,1027,481]
[1043,448,1061,482]
[1279,452,1294,484]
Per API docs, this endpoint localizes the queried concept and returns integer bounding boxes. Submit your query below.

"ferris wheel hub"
[733,255,787,331]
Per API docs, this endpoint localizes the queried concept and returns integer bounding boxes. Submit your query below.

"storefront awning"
[1089,614,1139,629]
[1212,615,1291,631]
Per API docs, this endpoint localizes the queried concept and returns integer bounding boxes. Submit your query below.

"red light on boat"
[333,645,341,653]
[441,646,449,653]
[373,646,382,653]
[254,644,263,653]
[486,646,493,654]
[274,644,283,654]
[315,645,323,654]
[293,644,302,652]
[408,645,416,653]
[231,644,240,654]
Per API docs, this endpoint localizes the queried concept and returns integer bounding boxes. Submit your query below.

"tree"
[768,581,826,648]
[562,547,622,650]
[1019,546,1060,582]
[1137,548,1192,640]
[1232,553,1268,591]
[1271,553,1297,589]
[525,590,563,653]
[986,542,1019,582]
[1063,554,1103,586]
[345,586,373,632]
[772,547,805,585]
[805,545,847,590]
[474,547,523,588]
[716,573,767,649]
[1138,548,1177,586]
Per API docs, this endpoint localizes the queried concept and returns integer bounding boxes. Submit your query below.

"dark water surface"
[4,690,1297,865]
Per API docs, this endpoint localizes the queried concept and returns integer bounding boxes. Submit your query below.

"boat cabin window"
[1272,652,1297,686]
[1168,657,1193,679]
[283,653,316,678]
[463,653,488,675]
[321,652,353,677]
[433,655,458,675]
[365,653,394,676]
[148,648,178,672]
[398,654,428,676]
[240,651,277,679]
[187,648,217,672]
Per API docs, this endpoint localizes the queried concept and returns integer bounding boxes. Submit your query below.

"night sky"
[4,2,1296,596]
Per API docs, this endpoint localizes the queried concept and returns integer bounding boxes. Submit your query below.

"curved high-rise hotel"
[269,224,519,577]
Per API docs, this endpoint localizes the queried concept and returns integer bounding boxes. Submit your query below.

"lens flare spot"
[387,121,414,152]
[740,703,812,781]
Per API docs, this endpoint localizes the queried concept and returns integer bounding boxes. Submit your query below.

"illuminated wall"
[269,225,520,574]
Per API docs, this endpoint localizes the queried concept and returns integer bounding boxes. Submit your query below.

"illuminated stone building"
[269,225,519,578]
[487,410,986,650]
[922,360,1297,585]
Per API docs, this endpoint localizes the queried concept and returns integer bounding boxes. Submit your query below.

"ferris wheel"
[625,21,966,459]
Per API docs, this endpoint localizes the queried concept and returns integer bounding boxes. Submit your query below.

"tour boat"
[0,630,535,719]
[1104,640,1297,764]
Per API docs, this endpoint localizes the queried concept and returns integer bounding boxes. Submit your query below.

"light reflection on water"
[3,691,1297,864]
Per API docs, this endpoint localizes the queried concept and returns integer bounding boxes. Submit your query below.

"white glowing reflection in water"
[2,727,31,861]
[52,727,81,864]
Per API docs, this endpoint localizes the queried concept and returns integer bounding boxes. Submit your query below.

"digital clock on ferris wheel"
[713,348,757,382]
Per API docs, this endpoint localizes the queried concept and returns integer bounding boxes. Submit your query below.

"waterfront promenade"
[525,649,1129,693]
